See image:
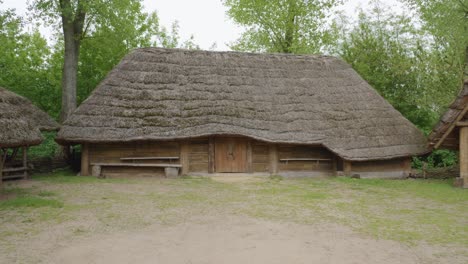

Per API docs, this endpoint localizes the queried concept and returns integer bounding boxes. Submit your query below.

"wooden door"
[215,138,247,173]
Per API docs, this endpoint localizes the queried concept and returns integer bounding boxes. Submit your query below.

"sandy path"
[45,216,446,264]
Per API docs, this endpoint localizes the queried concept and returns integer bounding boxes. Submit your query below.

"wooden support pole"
[81,143,89,176]
[180,141,190,175]
[208,137,215,173]
[460,127,468,188]
[269,144,278,175]
[247,140,253,173]
[0,152,3,188]
[22,146,28,179]
[343,160,352,176]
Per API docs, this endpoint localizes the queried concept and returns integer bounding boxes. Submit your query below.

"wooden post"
[269,144,278,175]
[81,143,89,176]
[208,137,215,173]
[343,160,352,176]
[22,146,28,179]
[180,141,190,175]
[0,151,3,188]
[460,127,468,188]
[247,140,253,173]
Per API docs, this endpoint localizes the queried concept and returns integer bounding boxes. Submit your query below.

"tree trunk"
[59,0,86,122]
[60,23,79,122]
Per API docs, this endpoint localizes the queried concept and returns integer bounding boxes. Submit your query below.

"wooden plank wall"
[252,142,270,172]
[351,158,410,172]
[277,144,334,172]
[188,138,209,173]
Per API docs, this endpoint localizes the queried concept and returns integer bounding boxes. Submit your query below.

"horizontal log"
[91,163,182,168]
[120,157,179,161]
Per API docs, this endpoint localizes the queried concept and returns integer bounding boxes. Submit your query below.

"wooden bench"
[279,158,332,164]
[90,163,182,178]
[120,157,179,163]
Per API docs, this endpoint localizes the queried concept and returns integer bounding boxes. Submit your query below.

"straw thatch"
[0,87,59,148]
[56,48,427,161]
[428,80,468,150]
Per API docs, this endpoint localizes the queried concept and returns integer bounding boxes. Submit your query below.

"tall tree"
[404,0,468,81]
[334,2,460,132]
[223,0,340,54]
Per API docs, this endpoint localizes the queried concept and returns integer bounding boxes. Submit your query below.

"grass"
[0,171,467,252]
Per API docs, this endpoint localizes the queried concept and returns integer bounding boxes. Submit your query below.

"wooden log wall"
[277,144,334,172]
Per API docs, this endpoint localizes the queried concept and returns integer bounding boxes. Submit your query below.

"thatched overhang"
[428,80,468,150]
[0,87,59,148]
[56,48,428,161]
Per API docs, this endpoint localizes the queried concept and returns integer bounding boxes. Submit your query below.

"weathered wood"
[215,137,248,173]
[81,143,89,176]
[90,163,182,168]
[22,147,28,179]
[1,167,28,173]
[435,106,468,149]
[180,141,190,175]
[456,121,468,127]
[343,160,352,176]
[279,158,332,161]
[460,127,468,188]
[247,140,253,173]
[120,157,179,161]
[208,137,215,173]
[165,167,179,178]
[269,144,278,174]
[91,165,102,177]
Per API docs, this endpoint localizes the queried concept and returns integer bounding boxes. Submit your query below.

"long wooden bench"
[120,157,179,163]
[90,163,182,178]
[279,158,332,164]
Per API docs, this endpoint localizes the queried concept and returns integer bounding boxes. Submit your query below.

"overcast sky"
[2,0,404,51]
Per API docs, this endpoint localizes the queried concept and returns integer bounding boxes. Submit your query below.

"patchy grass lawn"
[0,170,467,263]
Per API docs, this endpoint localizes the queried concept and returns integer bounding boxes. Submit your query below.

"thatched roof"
[428,80,468,150]
[0,87,59,148]
[56,48,427,161]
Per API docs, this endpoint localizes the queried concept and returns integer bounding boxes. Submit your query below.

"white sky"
[2,0,404,51]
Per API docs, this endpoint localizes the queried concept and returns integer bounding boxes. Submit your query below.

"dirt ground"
[46,216,461,264]
[0,174,467,264]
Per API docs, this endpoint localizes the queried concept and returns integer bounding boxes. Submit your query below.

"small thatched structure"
[429,80,468,187]
[57,48,427,178]
[0,87,59,183]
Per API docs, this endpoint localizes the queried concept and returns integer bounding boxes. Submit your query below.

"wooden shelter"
[56,48,428,178]
[0,87,59,185]
[429,80,468,187]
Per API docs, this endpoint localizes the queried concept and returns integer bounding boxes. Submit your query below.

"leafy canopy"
[223,0,340,53]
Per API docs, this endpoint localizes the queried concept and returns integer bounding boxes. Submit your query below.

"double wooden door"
[215,137,247,173]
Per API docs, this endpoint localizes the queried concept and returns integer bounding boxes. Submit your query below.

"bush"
[412,149,458,169]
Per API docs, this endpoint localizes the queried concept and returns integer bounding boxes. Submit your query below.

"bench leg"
[92,165,102,178]
[165,167,179,178]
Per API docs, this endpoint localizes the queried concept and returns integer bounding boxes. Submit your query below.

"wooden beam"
[343,160,352,176]
[460,127,468,188]
[22,147,28,179]
[435,105,468,149]
[456,121,468,127]
[180,141,190,175]
[81,143,89,176]
[269,144,278,174]
[208,137,215,173]
[247,140,253,173]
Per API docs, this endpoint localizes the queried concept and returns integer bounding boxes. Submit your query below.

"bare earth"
[1,175,467,264]
[47,216,455,264]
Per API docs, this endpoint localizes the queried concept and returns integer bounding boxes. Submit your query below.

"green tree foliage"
[335,2,460,132]
[0,5,54,114]
[404,0,468,80]
[223,0,340,53]
[24,0,198,116]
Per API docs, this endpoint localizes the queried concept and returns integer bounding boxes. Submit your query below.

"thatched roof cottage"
[429,80,468,187]
[0,87,59,183]
[57,48,427,178]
